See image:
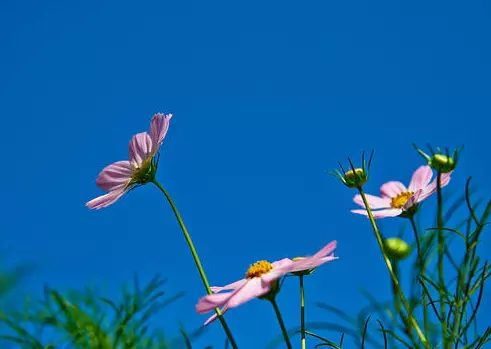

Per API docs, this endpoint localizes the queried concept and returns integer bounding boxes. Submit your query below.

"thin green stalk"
[436,173,448,349]
[271,299,293,349]
[410,216,430,339]
[454,238,480,346]
[392,260,418,346]
[449,245,471,347]
[358,188,429,348]
[299,275,306,349]
[152,180,238,349]
[392,262,406,327]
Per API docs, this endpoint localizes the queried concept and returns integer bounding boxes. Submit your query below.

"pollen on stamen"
[390,191,414,209]
[245,260,273,279]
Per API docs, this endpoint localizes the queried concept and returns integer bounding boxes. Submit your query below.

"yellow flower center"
[245,260,273,279]
[390,191,414,209]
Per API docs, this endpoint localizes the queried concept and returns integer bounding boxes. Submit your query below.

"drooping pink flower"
[86,113,172,210]
[195,241,338,325]
[351,165,451,219]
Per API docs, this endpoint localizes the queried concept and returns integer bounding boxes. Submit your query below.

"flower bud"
[329,150,374,189]
[384,237,412,260]
[429,154,456,173]
[412,144,462,174]
[343,168,368,188]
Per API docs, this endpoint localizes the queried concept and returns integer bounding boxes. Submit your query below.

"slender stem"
[392,259,417,345]
[436,173,448,349]
[391,261,404,323]
[358,188,429,348]
[299,275,306,349]
[410,216,430,339]
[152,180,238,349]
[271,299,293,349]
[451,230,474,347]
[450,280,463,348]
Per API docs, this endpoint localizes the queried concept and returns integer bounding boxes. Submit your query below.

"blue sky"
[1,0,490,347]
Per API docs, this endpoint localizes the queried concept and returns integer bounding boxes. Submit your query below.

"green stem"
[392,260,417,346]
[450,282,463,348]
[271,299,293,349]
[391,261,403,323]
[451,231,476,346]
[436,173,448,349]
[300,275,306,349]
[410,216,429,339]
[358,188,429,348]
[152,180,238,349]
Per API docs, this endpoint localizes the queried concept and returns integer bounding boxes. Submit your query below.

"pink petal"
[261,261,299,283]
[372,208,403,218]
[286,241,339,273]
[202,304,235,326]
[380,181,407,198]
[290,255,338,273]
[313,240,337,258]
[203,312,222,326]
[197,278,269,324]
[418,172,452,202]
[86,189,126,209]
[196,292,237,314]
[95,160,133,191]
[351,208,402,219]
[403,189,422,210]
[271,258,294,269]
[260,258,296,282]
[289,257,324,272]
[408,166,433,192]
[226,277,270,308]
[150,113,172,154]
[353,194,391,209]
[128,132,153,168]
[210,279,247,293]
[351,209,370,216]
[318,255,339,263]
[266,243,339,282]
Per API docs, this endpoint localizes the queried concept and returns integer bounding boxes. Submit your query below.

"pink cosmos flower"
[351,165,451,219]
[195,241,338,325]
[86,113,172,210]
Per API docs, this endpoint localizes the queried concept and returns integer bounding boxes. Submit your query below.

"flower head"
[195,241,338,325]
[351,165,451,219]
[86,113,172,209]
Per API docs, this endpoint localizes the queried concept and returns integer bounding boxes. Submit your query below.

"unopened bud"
[343,168,368,188]
[329,151,374,190]
[413,144,462,174]
[430,154,456,173]
[384,237,412,260]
